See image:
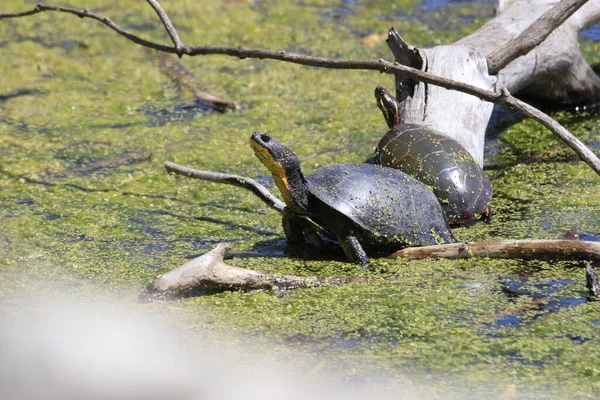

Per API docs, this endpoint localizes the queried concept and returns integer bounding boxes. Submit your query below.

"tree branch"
[3,4,600,175]
[486,0,590,74]
[164,161,285,214]
[391,239,600,261]
[0,4,174,52]
[145,0,184,55]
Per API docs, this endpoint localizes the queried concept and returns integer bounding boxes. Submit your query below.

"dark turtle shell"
[373,124,492,225]
[307,163,454,250]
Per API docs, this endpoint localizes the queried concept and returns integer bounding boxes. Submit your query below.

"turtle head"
[251,131,308,213]
[375,86,403,129]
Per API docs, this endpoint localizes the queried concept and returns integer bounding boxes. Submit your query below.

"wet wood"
[389,0,600,166]
[390,240,600,261]
[139,243,373,300]
[164,161,285,213]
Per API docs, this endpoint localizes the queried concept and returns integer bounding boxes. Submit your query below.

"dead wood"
[586,261,600,301]
[139,243,372,301]
[486,0,590,74]
[164,161,285,213]
[390,239,600,261]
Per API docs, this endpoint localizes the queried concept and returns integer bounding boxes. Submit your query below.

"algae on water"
[1,0,600,397]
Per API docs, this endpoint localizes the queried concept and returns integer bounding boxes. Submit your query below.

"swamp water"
[1,0,600,398]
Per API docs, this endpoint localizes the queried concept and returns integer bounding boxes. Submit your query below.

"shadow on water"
[0,88,47,104]
[485,276,587,335]
[143,100,217,127]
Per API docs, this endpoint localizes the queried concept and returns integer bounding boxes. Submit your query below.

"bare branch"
[487,0,590,74]
[145,0,184,55]
[502,89,600,172]
[3,4,600,175]
[391,239,600,261]
[164,161,286,214]
[0,4,174,52]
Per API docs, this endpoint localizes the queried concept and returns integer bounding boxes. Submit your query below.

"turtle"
[250,131,455,267]
[371,85,493,226]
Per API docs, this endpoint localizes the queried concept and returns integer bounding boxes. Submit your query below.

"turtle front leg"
[282,208,324,247]
[339,235,369,268]
[282,208,305,244]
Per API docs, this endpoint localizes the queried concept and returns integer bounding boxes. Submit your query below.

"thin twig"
[164,161,286,213]
[2,4,600,175]
[145,0,184,55]
[487,0,590,74]
[0,4,174,52]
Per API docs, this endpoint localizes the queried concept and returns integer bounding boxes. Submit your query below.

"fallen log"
[388,0,600,166]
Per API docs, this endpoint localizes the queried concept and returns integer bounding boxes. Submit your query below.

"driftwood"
[139,243,372,301]
[2,1,600,175]
[140,240,600,299]
[388,0,600,166]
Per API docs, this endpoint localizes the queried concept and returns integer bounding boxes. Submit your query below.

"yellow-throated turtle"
[251,131,455,267]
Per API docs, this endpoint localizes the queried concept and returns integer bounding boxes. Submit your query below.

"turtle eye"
[260,133,271,143]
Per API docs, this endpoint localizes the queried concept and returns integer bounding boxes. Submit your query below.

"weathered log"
[459,0,600,104]
[389,0,600,166]
[388,30,495,166]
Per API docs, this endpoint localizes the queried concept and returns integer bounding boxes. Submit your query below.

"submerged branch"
[3,3,600,175]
